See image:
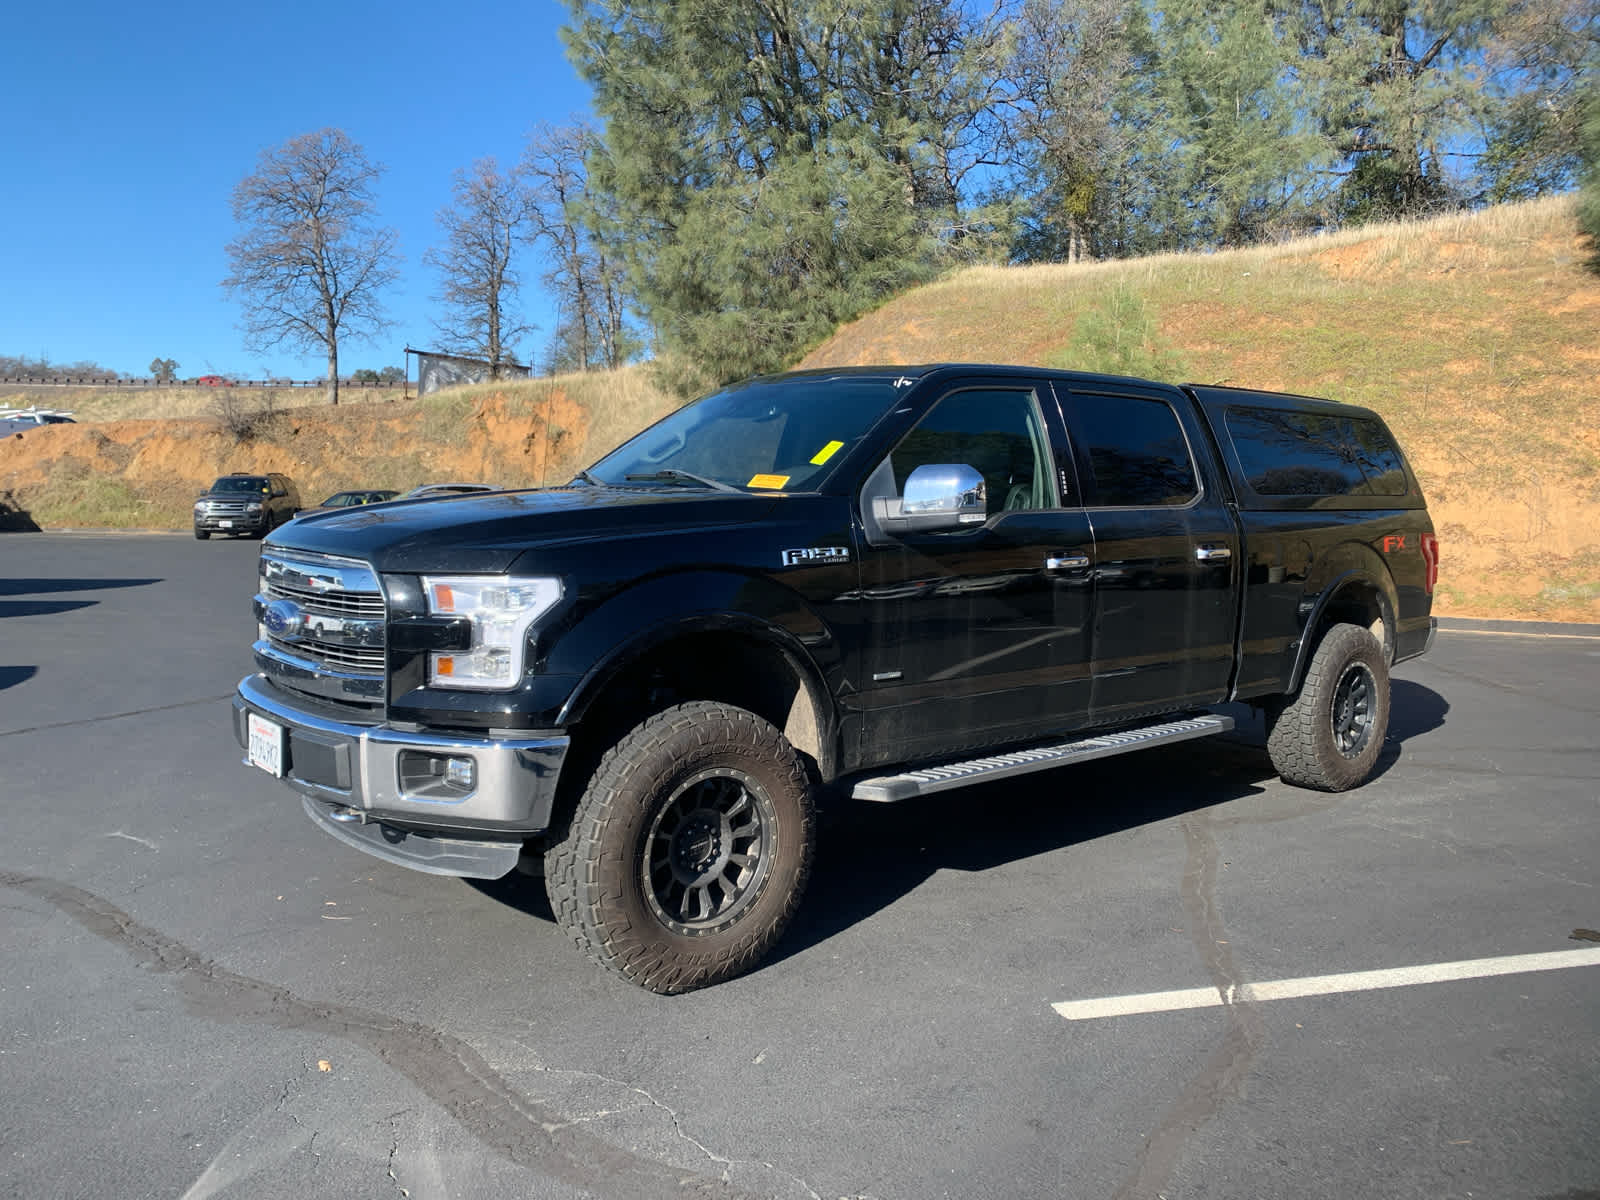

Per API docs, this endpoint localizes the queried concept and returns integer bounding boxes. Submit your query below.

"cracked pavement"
[2,535,1596,1199]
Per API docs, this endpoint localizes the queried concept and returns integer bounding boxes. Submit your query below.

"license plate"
[219,519,233,528]
[247,712,284,777]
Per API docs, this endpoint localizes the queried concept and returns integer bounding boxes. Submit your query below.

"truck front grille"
[255,549,387,697]
[202,499,257,517]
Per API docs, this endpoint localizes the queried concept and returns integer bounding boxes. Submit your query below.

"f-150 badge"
[782,547,850,566]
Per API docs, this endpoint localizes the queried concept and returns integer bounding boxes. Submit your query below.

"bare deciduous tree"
[223,129,399,405]
[523,123,636,373]
[148,357,179,383]
[424,157,530,378]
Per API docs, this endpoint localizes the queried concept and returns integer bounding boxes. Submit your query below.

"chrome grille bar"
[256,548,387,696]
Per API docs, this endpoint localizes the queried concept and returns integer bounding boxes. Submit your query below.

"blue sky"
[2,0,592,381]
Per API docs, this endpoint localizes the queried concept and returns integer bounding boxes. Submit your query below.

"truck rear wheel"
[545,701,816,993]
[1266,622,1390,791]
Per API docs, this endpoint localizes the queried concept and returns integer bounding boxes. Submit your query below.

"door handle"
[1194,545,1232,563]
[1046,553,1091,570]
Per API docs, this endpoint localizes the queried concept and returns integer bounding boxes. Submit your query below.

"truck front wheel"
[545,701,816,993]
[1266,622,1391,791]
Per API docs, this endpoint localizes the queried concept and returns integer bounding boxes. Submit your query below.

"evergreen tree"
[1479,0,1599,202]
[561,0,1004,384]
[1146,0,1320,248]
[1288,0,1504,223]
[1578,71,1600,271]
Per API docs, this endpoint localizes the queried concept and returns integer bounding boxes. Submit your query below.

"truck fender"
[1286,545,1398,694]
[547,571,842,777]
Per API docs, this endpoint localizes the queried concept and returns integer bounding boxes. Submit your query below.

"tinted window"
[1075,395,1197,507]
[1346,417,1408,495]
[891,389,1056,515]
[211,476,270,494]
[1225,407,1407,497]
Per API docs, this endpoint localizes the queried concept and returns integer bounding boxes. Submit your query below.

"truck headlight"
[244,502,263,513]
[422,575,562,690]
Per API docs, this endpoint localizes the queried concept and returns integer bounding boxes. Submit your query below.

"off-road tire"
[545,701,816,994]
[1266,622,1390,791]
[193,528,209,540]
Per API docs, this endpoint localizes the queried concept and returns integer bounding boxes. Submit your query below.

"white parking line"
[1441,628,1600,640]
[1053,947,1600,1021]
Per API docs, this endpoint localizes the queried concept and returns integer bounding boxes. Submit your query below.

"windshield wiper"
[623,469,742,494]
[572,468,607,487]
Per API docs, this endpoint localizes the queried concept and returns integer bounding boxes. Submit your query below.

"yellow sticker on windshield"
[747,474,790,490]
[810,440,845,466]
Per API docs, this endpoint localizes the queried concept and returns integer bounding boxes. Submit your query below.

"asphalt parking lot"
[2,532,1596,1199]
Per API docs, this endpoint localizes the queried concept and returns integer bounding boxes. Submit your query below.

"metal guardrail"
[0,377,401,388]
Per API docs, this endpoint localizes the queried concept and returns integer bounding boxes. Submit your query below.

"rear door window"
[1073,394,1197,507]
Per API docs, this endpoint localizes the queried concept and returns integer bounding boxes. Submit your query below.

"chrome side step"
[850,713,1235,802]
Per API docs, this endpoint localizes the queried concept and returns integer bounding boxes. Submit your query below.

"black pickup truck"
[233,364,1437,992]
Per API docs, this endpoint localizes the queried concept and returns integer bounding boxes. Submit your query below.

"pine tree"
[1145,0,1320,248]
[1578,71,1600,271]
[1287,0,1506,223]
[561,0,1004,384]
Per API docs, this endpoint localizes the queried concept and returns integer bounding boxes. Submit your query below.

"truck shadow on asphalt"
[472,680,1449,966]
[0,576,163,621]
[771,679,1450,967]
[0,666,39,691]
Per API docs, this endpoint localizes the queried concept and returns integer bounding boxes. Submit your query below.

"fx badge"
[782,546,850,567]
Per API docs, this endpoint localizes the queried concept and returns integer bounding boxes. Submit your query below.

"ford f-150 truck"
[233,364,1438,992]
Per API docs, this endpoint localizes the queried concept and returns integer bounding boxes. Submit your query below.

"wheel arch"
[1288,549,1398,694]
[556,612,839,785]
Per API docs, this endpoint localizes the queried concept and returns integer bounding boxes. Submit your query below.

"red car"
[194,375,235,386]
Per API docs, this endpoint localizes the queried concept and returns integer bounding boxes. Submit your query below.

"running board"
[850,713,1235,803]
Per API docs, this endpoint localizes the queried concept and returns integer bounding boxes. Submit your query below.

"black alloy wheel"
[643,767,774,935]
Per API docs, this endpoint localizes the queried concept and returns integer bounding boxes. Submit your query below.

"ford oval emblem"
[263,598,305,640]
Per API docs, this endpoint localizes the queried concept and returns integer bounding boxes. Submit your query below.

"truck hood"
[267,485,783,573]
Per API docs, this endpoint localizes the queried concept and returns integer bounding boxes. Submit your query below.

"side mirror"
[872,463,987,535]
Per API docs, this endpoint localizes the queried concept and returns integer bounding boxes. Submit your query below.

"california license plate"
[219,519,233,528]
[247,712,284,777]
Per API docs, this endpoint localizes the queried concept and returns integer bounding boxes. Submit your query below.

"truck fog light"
[398,750,478,799]
[445,756,475,789]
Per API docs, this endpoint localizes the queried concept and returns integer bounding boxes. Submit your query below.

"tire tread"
[544,701,814,993]
[1266,622,1389,792]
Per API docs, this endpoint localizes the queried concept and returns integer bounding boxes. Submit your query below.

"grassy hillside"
[803,196,1599,622]
[0,369,675,533]
[3,197,1595,621]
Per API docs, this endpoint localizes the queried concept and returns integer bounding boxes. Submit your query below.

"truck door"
[854,379,1094,765]
[1058,383,1239,719]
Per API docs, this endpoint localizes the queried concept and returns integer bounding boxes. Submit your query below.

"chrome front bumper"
[232,673,568,878]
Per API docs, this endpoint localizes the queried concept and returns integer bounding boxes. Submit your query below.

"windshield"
[588,374,907,492]
[211,477,269,494]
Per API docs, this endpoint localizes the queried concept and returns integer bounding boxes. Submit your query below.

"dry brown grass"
[0,366,678,530]
[5,199,1594,621]
[803,196,1599,623]
[0,384,406,421]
